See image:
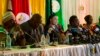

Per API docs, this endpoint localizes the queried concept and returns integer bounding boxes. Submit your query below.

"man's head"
[84,15,93,25]
[28,14,42,29]
[49,14,58,25]
[69,15,79,27]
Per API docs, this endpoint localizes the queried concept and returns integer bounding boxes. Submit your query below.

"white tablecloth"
[0,43,100,56]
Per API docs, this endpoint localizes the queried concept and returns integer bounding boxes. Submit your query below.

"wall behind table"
[62,0,100,31]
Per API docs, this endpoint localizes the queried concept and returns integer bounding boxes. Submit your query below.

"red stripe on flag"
[11,0,30,16]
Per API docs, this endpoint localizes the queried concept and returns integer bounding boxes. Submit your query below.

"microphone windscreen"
[71,28,78,36]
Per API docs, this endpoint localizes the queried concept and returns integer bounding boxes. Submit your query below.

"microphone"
[24,32,41,48]
[82,28,90,35]
[94,26,100,34]
[12,26,27,48]
[70,28,82,44]
[71,28,81,36]
[24,32,37,43]
[70,27,93,44]
[93,26,100,43]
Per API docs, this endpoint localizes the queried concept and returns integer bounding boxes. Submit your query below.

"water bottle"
[46,33,50,45]
[66,33,72,44]
[41,34,46,46]
[68,33,74,45]
[6,34,11,49]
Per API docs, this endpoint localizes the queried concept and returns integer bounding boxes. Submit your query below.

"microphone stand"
[24,30,41,48]
[24,32,38,44]
[14,25,27,48]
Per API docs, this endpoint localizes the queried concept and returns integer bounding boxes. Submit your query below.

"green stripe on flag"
[46,0,65,31]
[55,0,64,30]
[46,0,52,23]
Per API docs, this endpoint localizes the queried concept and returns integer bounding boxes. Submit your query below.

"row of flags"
[4,0,64,30]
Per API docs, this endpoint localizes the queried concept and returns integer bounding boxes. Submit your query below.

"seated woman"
[83,15,96,35]
[21,14,44,45]
[45,14,65,44]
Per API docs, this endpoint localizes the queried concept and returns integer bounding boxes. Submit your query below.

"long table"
[0,44,100,56]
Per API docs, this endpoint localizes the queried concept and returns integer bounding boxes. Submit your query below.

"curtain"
[30,0,46,24]
[0,0,7,24]
[62,0,100,31]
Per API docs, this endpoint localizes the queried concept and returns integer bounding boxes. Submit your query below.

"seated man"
[66,15,82,33]
[94,17,100,43]
[45,14,65,44]
[82,15,98,44]
[95,16,100,29]
[21,14,44,46]
[83,15,96,35]
[66,15,83,44]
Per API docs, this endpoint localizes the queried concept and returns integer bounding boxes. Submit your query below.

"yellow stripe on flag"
[30,0,46,24]
[0,0,7,24]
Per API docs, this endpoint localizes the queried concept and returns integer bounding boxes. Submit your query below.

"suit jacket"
[20,22,44,45]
